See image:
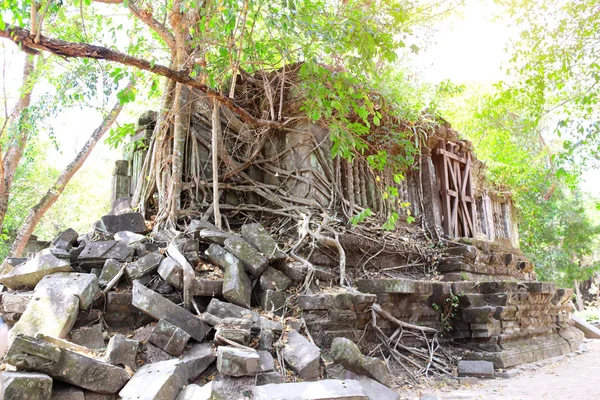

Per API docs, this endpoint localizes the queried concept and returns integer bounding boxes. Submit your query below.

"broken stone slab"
[9,288,80,342]
[198,228,233,245]
[253,379,368,400]
[52,228,79,248]
[149,319,191,356]
[132,281,210,342]
[70,324,105,350]
[217,346,261,377]
[330,337,392,387]
[99,259,122,287]
[180,342,216,381]
[241,223,286,261]
[2,291,33,313]
[353,375,399,400]
[571,314,600,339]
[158,255,223,296]
[5,335,130,394]
[119,359,188,400]
[457,360,495,378]
[125,251,164,280]
[223,261,251,308]
[158,256,183,287]
[206,298,259,324]
[78,241,134,270]
[105,334,139,370]
[114,231,146,245]
[98,212,147,234]
[2,371,53,400]
[36,272,100,310]
[282,330,321,381]
[0,249,73,290]
[224,236,269,278]
[260,267,292,292]
[258,350,275,372]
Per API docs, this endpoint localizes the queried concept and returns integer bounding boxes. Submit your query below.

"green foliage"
[432,290,461,333]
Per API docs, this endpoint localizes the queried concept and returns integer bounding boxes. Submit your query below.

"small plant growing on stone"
[432,290,461,333]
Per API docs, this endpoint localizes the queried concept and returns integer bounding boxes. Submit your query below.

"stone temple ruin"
[0,72,585,399]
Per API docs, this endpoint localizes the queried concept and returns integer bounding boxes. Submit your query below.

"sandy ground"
[403,339,600,400]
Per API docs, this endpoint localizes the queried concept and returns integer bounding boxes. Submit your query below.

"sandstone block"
[125,251,164,280]
[0,250,73,290]
[119,359,188,400]
[330,337,392,387]
[223,262,251,308]
[216,346,261,377]
[253,379,367,400]
[241,223,286,261]
[36,272,99,310]
[224,236,269,278]
[105,334,139,370]
[98,213,147,234]
[2,372,53,400]
[259,267,291,291]
[149,319,191,356]
[457,360,494,378]
[180,342,216,381]
[282,331,321,381]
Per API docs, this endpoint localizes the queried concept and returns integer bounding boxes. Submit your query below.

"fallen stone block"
[353,375,399,400]
[51,383,86,400]
[119,359,188,400]
[258,316,284,333]
[98,212,147,234]
[70,324,105,350]
[256,371,284,386]
[0,249,73,290]
[330,337,392,387]
[259,329,274,351]
[2,291,33,313]
[223,261,251,308]
[283,330,321,381]
[105,334,139,370]
[193,277,223,297]
[215,317,252,345]
[255,288,286,316]
[9,289,80,342]
[224,236,269,278]
[241,223,286,261]
[52,228,79,248]
[180,342,216,381]
[114,231,146,245]
[149,319,191,356]
[206,298,259,323]
[571,314,600,339]
[457,360,495,378]
[158,256,183,287]
[198,228,233,245]
[217,346,261,377]
[259,267,292,291]
[258,350,275,372]
[132,281,210,342]
[78,241,134,270]
[98,259,122,287]
[36,272,99,310]
[2,371,53,400]
[5,335,130,394]
[253,379,368,400]
[125,251,164,280]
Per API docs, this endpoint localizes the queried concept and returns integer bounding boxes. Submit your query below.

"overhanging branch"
[0,23,285,129]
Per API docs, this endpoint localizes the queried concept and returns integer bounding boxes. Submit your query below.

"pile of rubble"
[0,212,400,400]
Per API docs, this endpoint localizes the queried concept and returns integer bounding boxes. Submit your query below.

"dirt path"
[405,339,600,400]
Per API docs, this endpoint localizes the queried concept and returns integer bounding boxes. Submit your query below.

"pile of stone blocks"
[0,212,400,400]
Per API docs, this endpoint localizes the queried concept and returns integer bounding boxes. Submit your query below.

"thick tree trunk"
[574,279,585,311]
[9,85,129,257]
[0,55,36,235]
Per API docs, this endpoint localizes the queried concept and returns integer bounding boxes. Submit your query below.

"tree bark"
[9,84,129,257]
[0,54,36,236]
[574,279,585,311]
[211,102,222,229]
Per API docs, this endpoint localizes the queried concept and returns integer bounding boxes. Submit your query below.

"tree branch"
[0,23,285,129]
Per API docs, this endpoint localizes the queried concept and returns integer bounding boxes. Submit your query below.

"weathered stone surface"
[330,338,392,387]
[175,384,210,400]
[105,334,139,370]
[224,236,269,278]
[198,228,233,245]
[132,281,210,342]
[283,331,321,381]
[241,223,286,261]
[356,279,431,295]
[0,250,73,290]
[70,325,105,350]
[194,277,223,297]
[51,383,86,400]
[119,359,188,400]
[149,319,191,356]
[215,318,252,345]
[180,342,216,381]
[6,335,130,394]
[259,329,275,351]
[114,231,146,245]
[206,298,259,323]
[457,360,495,378]
[258,350,275,372]
[36,272,99,310]
[98,259,122,287]
[354,375,399,400]
[253,379,368,400]
[258,316,284,333]
[571,314,600,339]
[98,213,147,234]
[78,241,133,269]
[217,346,261,377]
[10,289,79,341]
[2,372,53,400]
[259,267,291,291]
[158,256,182,287]
[256,372,284,386]
[255,288,286,316]
[2,291,33,313]
[297,291,376,313]
[223,262,251,308]
[126,251,164,280]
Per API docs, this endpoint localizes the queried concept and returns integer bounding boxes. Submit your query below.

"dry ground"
[402,339,600,400]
